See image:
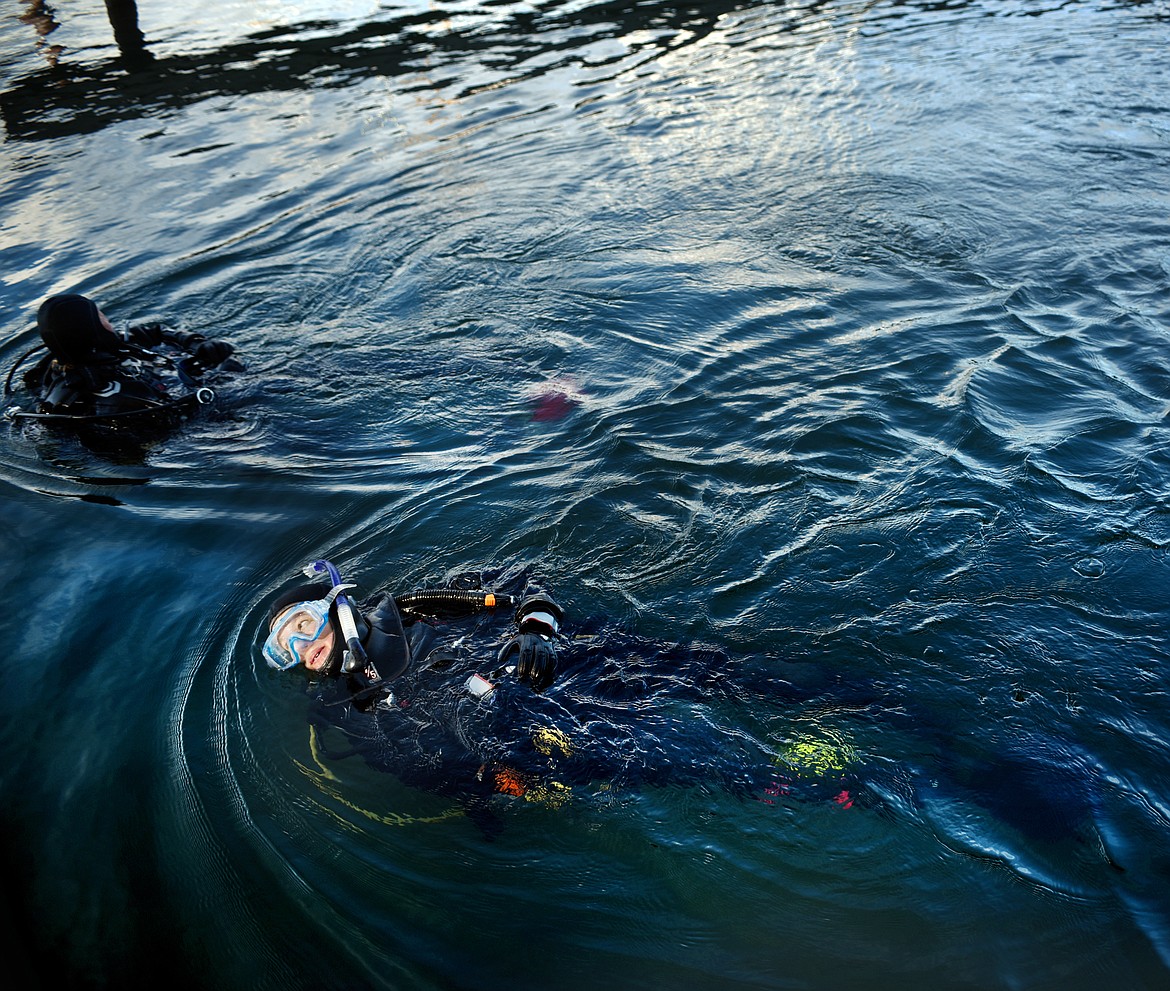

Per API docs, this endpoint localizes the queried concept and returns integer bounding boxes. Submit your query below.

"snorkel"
[305,559,368,673]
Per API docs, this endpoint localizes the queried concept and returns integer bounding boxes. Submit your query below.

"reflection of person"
[104,0,153,64]
[8,293,241,427]
[262,560,865,835]
[19,0,61,67]
[19,0,59,40]
[20,0,152,66]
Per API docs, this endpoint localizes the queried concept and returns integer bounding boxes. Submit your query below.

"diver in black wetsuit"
[262,560,867,834]
[4,293,241,430]
[263,561,1119,863]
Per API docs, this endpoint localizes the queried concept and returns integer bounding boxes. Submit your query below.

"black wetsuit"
[305,587,872,833]
[293,574,1111,854]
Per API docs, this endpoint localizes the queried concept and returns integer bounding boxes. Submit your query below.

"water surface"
[2,1,1169,989]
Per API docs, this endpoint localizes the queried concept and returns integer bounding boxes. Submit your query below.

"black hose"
[394,589,515,615]
[4,343,46,396]
[6,391,202,423]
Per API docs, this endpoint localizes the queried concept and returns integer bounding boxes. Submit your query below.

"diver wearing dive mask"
[265,595,341,672]
[262,560,562,701]
[263,564,392,694]
[259,560,880,834]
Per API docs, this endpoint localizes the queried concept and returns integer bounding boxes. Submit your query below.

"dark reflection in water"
[100,0,151,64]
[15,0,150,69]
[9,0,1166,141]
[6,0,735,139]
[18,1,61,56]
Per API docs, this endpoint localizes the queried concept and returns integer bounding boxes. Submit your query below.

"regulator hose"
[4,343,45,396]
[5,391,205,423]
[394,589,516,615]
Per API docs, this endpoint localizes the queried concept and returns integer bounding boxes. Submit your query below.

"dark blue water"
[2,1,1169,988]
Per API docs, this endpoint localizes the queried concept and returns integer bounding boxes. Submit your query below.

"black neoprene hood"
[37,294,122,365]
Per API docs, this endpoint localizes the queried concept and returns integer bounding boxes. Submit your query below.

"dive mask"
[263,584,352,670]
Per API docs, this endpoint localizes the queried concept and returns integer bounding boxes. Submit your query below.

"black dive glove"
[125,322,165,347]
[497,593,563,692]
[192,338,235,367]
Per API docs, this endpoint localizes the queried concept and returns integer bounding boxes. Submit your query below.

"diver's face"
[269,605,336,671]
[297,623,336,671]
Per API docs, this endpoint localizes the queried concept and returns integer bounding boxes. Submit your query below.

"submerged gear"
[532,726,574,758]
[304,611,873,839]
[466,673,496,698]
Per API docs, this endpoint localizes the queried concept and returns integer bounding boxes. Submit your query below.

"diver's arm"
[497,593,563,692]
[124,324,237,370]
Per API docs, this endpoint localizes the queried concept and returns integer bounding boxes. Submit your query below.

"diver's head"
[264,583,342,674]
[37,294,123,366]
